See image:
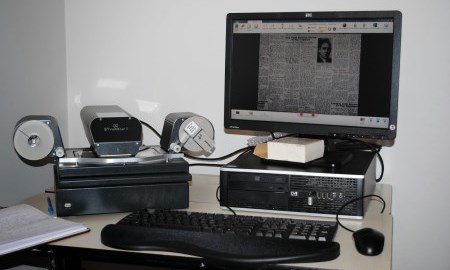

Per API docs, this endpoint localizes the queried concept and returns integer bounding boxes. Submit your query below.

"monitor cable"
[215,186,236,216]
[337,138,385,182]
[138,120,162,153]
[184,146,254,161]
[187,147,253,169]
[140,120,162,139]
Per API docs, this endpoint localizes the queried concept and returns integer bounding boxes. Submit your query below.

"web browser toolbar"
[233,21,393,34]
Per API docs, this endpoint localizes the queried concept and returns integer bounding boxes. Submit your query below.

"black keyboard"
[101,209,340,265]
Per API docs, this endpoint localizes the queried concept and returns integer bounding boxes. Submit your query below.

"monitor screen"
[224,11,402,140]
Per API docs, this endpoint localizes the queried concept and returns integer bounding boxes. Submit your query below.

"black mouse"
[353,228,384,256]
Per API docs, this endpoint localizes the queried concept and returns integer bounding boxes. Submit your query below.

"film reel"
[13,116,65,161]
[160,112,215,156]
[178,115,215,154]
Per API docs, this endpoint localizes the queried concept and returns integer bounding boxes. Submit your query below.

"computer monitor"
[224,11,402,143]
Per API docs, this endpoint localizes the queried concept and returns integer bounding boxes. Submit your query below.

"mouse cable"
[336,194,386,233]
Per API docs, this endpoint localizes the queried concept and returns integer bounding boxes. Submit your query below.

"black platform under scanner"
[54,149,191,216]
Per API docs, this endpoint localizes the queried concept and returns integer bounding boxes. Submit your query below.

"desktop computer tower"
[220,151,376,219]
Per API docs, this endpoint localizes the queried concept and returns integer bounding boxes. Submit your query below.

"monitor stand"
[321,138,353,167]
[322,150,353,167]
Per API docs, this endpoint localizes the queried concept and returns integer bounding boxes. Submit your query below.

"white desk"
[21,174,392,270]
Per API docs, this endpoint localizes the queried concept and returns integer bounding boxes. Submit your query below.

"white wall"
[0,1,67,206]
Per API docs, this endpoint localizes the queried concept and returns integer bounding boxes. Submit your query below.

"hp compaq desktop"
[220,151,376,219]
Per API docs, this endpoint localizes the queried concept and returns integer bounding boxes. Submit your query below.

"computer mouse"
[353,228,385,256]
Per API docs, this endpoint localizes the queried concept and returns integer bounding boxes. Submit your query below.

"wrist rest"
[101,224,340,265]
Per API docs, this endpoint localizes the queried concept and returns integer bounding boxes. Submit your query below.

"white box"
[267,137,324,163]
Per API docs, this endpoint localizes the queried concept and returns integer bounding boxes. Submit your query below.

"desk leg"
[52,253,82,270]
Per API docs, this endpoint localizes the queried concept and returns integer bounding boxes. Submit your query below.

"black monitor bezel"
[224,10,402,140]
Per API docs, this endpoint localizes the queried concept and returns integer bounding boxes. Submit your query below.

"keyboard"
[101,209,340,265]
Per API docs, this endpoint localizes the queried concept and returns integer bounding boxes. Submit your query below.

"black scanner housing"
[80,105,142,157]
